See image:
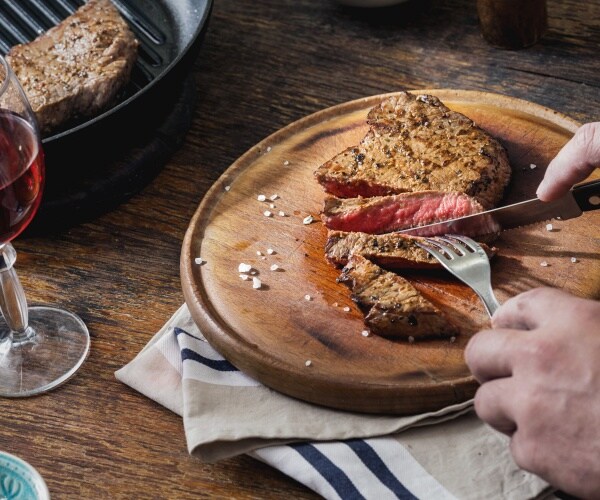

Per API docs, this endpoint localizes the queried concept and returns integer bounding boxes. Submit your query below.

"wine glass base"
[0,306,90,397]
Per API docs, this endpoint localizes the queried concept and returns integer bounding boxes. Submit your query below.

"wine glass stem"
[0,243,32,345]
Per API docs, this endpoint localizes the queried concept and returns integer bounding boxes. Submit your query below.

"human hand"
[537,122,600,201]
[465,287,600,498]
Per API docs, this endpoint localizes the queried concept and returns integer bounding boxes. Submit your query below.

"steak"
[322,191,484,234]
[7,0,139,137]
[326,230,496,269]
[338,255,459,339]
[314,92,511,208]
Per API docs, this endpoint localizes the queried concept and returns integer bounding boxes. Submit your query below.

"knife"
[398,178,600,237]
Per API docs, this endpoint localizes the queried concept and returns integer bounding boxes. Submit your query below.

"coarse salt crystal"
[240,274,250,281]
[224,185,231,191]
[343,306,350,312]
[257,194,266,202]
[264,210,273,217]
[194,257,205,265]
[305,360,312,367]
[571,257,578,263]
[278,211,286,217]
[540,261,549,267]
[267,248,275,255]
[238,263,252,273]
[266,146,272,152]
[361,330,370,337]
[408,336,415,344]
[252,277,262,289]
[450,336,456,343]
[269,203,276,209]
[303,215,314,225]
[546,223,553,231]
[283,160,290,166]
[530,163,537,169]
[257,251,263,256]
[304,294,312,301]
[269,194,279,201]
[261,256,267,260]
[270,264,279,271]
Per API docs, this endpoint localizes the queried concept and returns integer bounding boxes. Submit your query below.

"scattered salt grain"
[546,223,554,231]
[252,277,262,289]
[450,336,456,343]
[343,306,351,312]
[408,336,415,344]
[304,294,312,301]
[240,274,250,281]
[530,163,537,170]
[261,256,267,260]
[361,330,370,337]
[270,264,279,271]
[278,211,287,217]
[269,203,276,209]
[224,185,231,192]
[283,160,290,166]
[267,248,275,255]
[266,146,272,152]
[305,360,312,367]
[269,194,279,201]
[238,263,252,273]
[256,251,263,256]
[264,210,273,217]
[540,261,549,267]
[194,257,205,265]
[571,257,578,263]
[303,215,314,225]
[257,194,266,202]
[332,302,338,307]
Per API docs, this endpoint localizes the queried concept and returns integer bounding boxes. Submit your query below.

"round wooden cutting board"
[181,89,599,415]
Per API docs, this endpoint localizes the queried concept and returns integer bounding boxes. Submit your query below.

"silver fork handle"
[474,285,501,318]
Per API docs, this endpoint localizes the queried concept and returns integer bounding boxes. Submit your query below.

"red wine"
[0,110,44,242]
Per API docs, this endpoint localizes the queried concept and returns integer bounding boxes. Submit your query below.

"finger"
[465,328,522,383]
[537,122,600,201]
[473,378,517,436]
[491,287,573,330]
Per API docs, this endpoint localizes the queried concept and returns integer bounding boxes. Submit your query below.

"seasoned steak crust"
[322,191,485,234]
[326,230,497,269]
[314,92,511,208]
[338,255,459,339]
[7,0,139,137]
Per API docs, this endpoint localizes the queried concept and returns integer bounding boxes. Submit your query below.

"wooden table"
[1,0,598,497]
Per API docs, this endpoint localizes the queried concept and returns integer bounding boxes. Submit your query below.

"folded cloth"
[116,304,551,499]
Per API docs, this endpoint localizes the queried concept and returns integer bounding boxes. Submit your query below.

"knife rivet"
[589,195,600,206]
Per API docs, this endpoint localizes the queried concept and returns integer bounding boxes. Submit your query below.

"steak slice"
[314,92,511,208]
[326,230,496,269]
[7,0,139,137]
[322,191,484,234]
[338,255,459,339]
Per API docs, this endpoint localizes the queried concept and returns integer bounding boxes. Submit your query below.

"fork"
[415,235,501,318]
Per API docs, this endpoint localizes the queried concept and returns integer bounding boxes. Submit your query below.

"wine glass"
[0,55,90,397]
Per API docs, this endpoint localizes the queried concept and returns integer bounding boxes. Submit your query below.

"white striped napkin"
[116,305,552,500]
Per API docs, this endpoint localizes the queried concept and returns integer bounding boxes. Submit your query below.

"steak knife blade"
[398,178,600,237]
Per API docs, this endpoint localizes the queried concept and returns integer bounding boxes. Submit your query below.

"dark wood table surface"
[1,0,598,497]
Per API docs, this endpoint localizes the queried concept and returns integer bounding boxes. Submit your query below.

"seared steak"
[314,92,511,208]
[338,255,459,339]
[7,0,139,137]
[322,191,484,234]
[326,230,496,269]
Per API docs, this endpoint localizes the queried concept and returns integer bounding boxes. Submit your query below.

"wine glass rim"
[0,56,9,98]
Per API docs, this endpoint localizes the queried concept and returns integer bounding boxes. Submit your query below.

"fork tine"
[437,236,470,256]
[448,235,488,257]
[424,237,460,259]
[415,240,451,261]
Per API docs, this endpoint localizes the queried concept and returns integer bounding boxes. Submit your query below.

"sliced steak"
[338,254,459,339]
[314,92,511,208]
[7,0,139,137]
[326,230,496,269]
[322,191,484,234]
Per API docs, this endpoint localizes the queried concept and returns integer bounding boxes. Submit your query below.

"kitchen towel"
[116,304,551,500]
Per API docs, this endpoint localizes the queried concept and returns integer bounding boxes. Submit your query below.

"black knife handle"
[572,179,600,212]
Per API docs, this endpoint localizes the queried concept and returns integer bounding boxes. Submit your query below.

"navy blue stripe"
[180,348,239,372]
[346,439,417,499]
[289,443,366,500]
[173,326,205,343]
